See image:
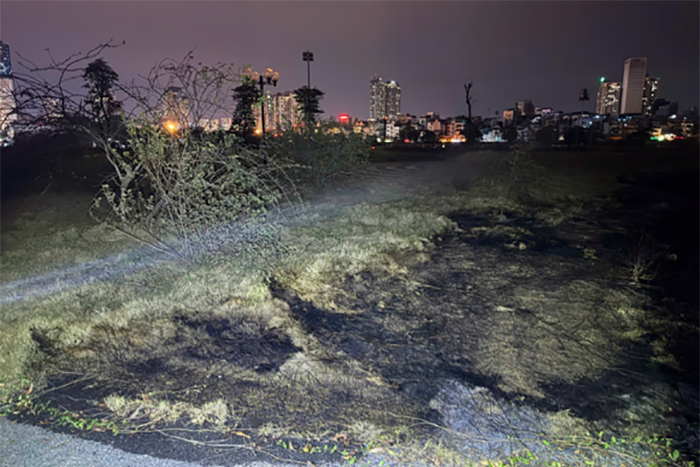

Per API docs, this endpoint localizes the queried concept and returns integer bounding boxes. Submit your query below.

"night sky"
[2,1,698,119]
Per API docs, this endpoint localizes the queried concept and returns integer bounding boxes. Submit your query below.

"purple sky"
[2,1,698,119]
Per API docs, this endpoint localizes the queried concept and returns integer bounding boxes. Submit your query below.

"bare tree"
[463,81,479,143]
[11,44,297,262]
[464,81,474,121]
[9,41,126,135]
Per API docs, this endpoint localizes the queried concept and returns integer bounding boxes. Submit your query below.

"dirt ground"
[3,143,698,466]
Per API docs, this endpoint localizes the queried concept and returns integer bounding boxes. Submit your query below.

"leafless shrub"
[11,44,298,263]
[623,232,667,283]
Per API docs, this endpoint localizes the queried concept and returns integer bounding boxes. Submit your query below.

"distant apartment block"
[369,75,401,121]
[426,118,441,133]
[0,76,15,136]
[219,117,233,131]
[271,90,298,130]
[642,76,659,117]
[197,118,220,132]
[516,100,535,118]
[254,90,298,133]
[0,41,15,137]
[0,41,12,77]
[42,98,63,121]
[503,109,517,124]
[620,57,647,114]
[595,78,621,115]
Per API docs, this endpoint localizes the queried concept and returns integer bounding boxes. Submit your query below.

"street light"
[242,67,279,145]
[302,51,313,89]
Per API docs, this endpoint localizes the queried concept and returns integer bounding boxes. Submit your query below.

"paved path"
[0,417,308,467]
[0,417,211,467]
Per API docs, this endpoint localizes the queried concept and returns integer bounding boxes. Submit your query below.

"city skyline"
[2,2,698,119]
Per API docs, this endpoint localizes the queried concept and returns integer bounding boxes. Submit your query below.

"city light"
[339,114,349,122]
[600,77,605,82]
[164,121,180,134]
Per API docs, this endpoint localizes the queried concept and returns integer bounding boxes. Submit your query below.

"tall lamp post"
[302,51,313,89]
[243,67,280,145]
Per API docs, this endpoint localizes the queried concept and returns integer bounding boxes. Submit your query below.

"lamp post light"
[302,51,313,89]
[383,116,388,144]
[242,67,279,146]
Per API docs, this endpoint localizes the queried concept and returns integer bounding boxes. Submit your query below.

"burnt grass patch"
[275,167,699,455]
[174,315,299,373]
[25,313,303,423]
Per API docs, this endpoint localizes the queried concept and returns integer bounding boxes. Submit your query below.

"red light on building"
[339,114,349,122]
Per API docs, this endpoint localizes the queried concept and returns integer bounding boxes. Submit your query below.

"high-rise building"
[0,41,15,138]
[620,57,647,114]
[0,41,12,77]
[0,77,15,137]
[385,80,401,120]
[369,75,401,121]
[369,76,385,122]
[642,76,659,117]
[271,90,298,130]
[254,90,298,133]
[595,78,621,115]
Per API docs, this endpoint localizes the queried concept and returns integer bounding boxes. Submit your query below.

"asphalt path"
[0,417,306,467]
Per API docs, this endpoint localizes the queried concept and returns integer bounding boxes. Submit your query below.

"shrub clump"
[269,120,371,190]
[92,122,291,261]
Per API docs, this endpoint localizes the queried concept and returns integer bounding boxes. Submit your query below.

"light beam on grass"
[0,219,276,307]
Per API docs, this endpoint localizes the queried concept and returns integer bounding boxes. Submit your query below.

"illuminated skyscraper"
[369,75,401,121]
[0,41,12,77]
[271,90,298,130]
[253,90,299,133]
[620,57,647,114]
[384,80,401,120]
[0,77,15,136]
[642,76,659,117]
[595,78,621,115]
[369,76,385,121]
[0,41,16,138]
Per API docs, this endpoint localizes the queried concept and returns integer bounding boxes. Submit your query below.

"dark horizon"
[2,1,698,119]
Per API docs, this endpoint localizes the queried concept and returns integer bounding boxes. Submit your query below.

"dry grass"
[1,147,695,467]
[276,198,456,306]
[104,394,234,427]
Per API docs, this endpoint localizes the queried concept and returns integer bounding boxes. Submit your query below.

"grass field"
[1,142,697,466]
